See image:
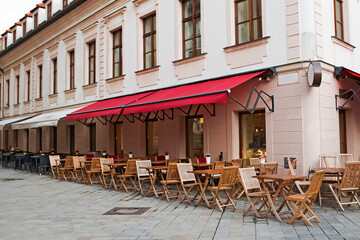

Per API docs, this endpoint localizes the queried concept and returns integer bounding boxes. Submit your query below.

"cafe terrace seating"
[100,158,114,189]
[329,161,360,211]
[115,159,138,192]
[177,163,201,205]
[136,160,152,196]
[86,158,103,185]
[59,156,75,181]
[161,163,182,202]
[49,155,60,179]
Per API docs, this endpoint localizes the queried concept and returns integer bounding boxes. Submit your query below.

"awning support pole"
[335,88,360,110]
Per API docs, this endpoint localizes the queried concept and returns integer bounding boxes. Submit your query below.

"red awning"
[67,70,268,121]
[335,67,360,81]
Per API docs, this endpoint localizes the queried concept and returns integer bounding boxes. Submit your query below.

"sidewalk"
[0,168,359,240]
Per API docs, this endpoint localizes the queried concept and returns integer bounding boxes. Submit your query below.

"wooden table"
[191,163,213,169]
[312,168,344,183]
[254,174,307,222]
[104,163,127,190]
[188,169,222,208]
[141,166,168,198]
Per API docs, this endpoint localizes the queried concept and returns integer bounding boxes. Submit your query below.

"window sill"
[224,36,270,52]
[49,93,58,98]
[64,88,76,94]
[135,66,160,76]
[106,75,126,83]
[82,82,97,90]
[23,100,31,105]
[35,98,43,102]
[13,104,20,107]
[331,36,355,51]
[173,53,207,66]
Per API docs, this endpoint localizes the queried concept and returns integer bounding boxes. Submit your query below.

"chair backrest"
[155,155,165,161]
[231,159,243,168]
[166,163,180,181]
[108,155,118,160]
[305,170,325,199]
[85,154,94,161]
[39,155,50,165]
[250,158,260,166]
[340,161,360,189]
[64,156,74,168]
[136,160,152,177]
[239,167,261,191]
[125,160,138,175]
[197,157,206,163]
[320,154,338,168]
[177,163,196,183]
[218,166,238,187]
[49,155,60,167]
[288,159,297,175]
[166,159,179,165]
[214,161,226,170]
[338,153,354,168]
[187,157,197,164]
[100,158,113,172]
[259,162,278,175]
[90,158,102,172]
[72,156,82,169]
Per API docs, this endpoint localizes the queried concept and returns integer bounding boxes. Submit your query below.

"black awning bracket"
[335,87,360,110]
[124,114,135,123]
[201,104,216,117]
[96,117,107,125]
[194,104,202,116]
[228,87,274,113]
[163,109,174,120]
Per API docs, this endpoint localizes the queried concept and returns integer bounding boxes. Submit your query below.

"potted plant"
[205,153,211,164]
[102,150,107,157]
[75,150,79,155]
[129,151,133,158]
[50,149,55,155]
[165,152,169,160]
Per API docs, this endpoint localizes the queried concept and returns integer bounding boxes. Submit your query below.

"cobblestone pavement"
[0,168,360,240]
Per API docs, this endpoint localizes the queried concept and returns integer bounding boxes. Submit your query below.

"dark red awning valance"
[335,67,360,81]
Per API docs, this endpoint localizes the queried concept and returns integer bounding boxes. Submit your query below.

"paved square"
[0,168,359,240]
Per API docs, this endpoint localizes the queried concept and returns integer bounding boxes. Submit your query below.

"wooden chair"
[166,159,179,165]
[210,161,226,186]
[231,159,243,168]
[231,159,245,199]
[250,158,260,173]
[285,171,325,226]
[100,158,114,189]
[155,155,166,161]
[208,166,238,212]
[85,154,94,161]
[319,154,339,205]
[86,158,103,185]
[239,167,270,217]
[136,160,152,196]
[320,154,338,168]
[187,157,197,164]
[59,156,75,181]
[259,162,278,190]
[49,155,60,179]
[329,161,360,211]
[161,163,182,201]
[177,163,201,205]
[338,153,353,168]
[72,156,84,183]
[115,159,138,192]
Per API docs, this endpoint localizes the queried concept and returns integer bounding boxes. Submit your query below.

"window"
[89,123,96,152]
[68,125,75,154]
[115,123,123,156]
[239,111,266,159]
[34,13,38,28]
[235,0,262,44]
[47,2,52,19]
[186,116,204,157]
[37,128,42,152]
[88,41,96,84]
[13,29,16,43]
[51,127,57,152]
[14,130,18,147]
[52,58,57,94]
[334,0,344,39]
[63,0,68,8]
[6,79,9,106]
[26,129,29,151]
[113,29,122,77]
[339,109,347,153]
[26,70,30,101]
[23,21,27,36]
[4,36,7,48]
[143,13,156,69]
[182,0,201,58]
[146,121,158,157]
[38,65,42,98]
[15,75,19,104]
[69,50,75,89]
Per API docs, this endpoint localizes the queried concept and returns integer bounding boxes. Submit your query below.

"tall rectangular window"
[186,116,203,157]
[51,127,57,152]
[38,65,42,98]
[339,109,347,153]
[52,58,57,94]
[6,79,9,106]
[69,125,75,154]
[47,2,52,19]
[13,29,16,43]
[15,75,19,104]
[334,0,344,39]
[235,0,262,44]
[63,0,68,8]
[89,123,96,152]
[113,29,122,77]
[182,0,201,58]
[143,13,156,69]
[146,121,158,157]
[88,41,96,84]
[34,13,38,28]
[4,37,7,48]
[37,128,42,152]
[23,21,27,36]
[69,50,75,89]
[26,70,30,101]
[14,130,18,147]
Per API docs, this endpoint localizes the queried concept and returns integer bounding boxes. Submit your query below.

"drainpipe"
[0,67,3,119]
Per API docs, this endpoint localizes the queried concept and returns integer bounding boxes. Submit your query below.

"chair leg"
[329,184,345,211]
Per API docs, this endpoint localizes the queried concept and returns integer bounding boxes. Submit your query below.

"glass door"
[339,109,347,153]
[146,121,158,157]
[186,116,204,157]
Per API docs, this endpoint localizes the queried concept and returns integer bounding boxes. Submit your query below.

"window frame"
[234,0,263,45]
[4,36,7,48]
[52,58,57,94]
[34,13,38,28]
[142,13,157,70]
[23,21,26,37]
[15,75,20,104]
[88,41,96,85]
[38,64,43,98]
[181,0,201,59]
[13,29,16,43]
[334,0,344,40]
[112,29,122,77]
[69,50,75,90]
[26,70,30,101]
[6,79,9,106]
[63,0,68,8]
[47,2,52,20]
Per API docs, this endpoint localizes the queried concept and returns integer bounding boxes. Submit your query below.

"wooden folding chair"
[177,163,201,205]
[318,154,339,205]
[86,158,103,185]
[166,159,179,165]
[329,161,360,211]
[136,160,152,196]
[259,162,278,190]
[285,170,325,226]
[49,155,60,179]
[161,163,182,201]
[210,161,226,186]
[231,159,245,199]
[250,158,260,173]
[208,166,238,212]
[73,156,84,183]
[239,167,270,217]
[116,159,138,192]
[100,158,114,189]
[338,153,353,168]
[59,156,75,181]
[231,159,243,168]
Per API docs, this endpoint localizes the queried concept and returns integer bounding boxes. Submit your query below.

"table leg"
[260,180,283,222]
[109,168,117,190]
[146,169,160,198]
[277,180,295,214]
[194,174,211,208]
